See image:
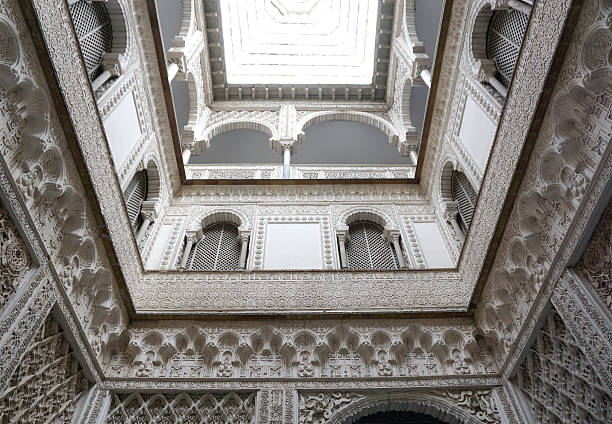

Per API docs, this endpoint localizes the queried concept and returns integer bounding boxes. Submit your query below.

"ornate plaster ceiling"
[203,0,394,102]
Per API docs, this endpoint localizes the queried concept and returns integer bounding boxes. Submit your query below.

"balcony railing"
[185,164,416,180]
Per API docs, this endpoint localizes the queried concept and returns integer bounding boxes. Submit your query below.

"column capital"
[185,231,199,243]
[384,229,402,243]
[271,138,298,155]
[101,55,122,76]
[140,210,156,222]
[239,230,251,243]
[140,202,158,220]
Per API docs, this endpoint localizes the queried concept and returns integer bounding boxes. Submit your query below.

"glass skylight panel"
[220,0,379,85]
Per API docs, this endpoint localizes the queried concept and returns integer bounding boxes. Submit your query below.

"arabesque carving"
[0,313,90,423]
[576,197,612,311]
[0,0,611,423]
[0,203,30,310]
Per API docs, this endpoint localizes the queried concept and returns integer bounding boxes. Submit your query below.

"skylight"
[219,0,380,85]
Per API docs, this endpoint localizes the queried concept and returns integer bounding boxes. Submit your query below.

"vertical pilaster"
[74,384,112,424]
[258,389,296,424]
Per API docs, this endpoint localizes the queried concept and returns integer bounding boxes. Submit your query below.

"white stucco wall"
[458,95,497,172]
[412,222,454,268]
[146,222,173,269]
[103,91,142,170]
[263,222,323,270]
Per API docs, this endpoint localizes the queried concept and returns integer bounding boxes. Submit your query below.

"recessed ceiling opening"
[220,0,380,85]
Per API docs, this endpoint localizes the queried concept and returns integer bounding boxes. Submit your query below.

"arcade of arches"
[0,0,610,423]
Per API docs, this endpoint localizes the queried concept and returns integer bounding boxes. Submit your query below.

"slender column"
[389,234,406,268]
[420,68,432,88]
[487,74,508,98]
[239,232,250,269]
[91,70,112,92]
[167,62,180,82]
[282,147,291,179]
[409,150,419,165]
[136,214,153,243]
[337,233,348,269]
[179,234,196,269]
[182,146,192,164]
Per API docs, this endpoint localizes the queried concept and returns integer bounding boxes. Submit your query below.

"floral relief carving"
[0,204,30,310]
[298,392,364,424]
[433,390,500,423]
[577,197,612,311]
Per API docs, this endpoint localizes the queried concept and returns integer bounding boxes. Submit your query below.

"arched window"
[186,222,241,271]
[346,221,399,270]
[451,171,477,234]
[123,170,147,232]
[486,8,529,88]
[69,0,113,80]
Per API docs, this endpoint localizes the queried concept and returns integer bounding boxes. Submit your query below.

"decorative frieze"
[185,164,416,180]
[101,320,497,381]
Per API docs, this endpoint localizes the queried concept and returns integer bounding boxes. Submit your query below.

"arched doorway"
[355,410,448,423]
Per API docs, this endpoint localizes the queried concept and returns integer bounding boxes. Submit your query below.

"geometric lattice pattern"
[0,314,90,424]
[487,9,529,87]
[104,392,257,424]
[123,170,148,232]
[187,222,241,271]
[451,171,477,234]
[346,221,398,270]
[69,0,113,78]
[513,307,612,424]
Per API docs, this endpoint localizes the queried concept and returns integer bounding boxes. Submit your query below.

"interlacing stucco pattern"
[0,0,610,423]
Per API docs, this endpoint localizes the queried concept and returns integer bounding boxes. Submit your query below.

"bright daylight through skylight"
[220,0,379,85]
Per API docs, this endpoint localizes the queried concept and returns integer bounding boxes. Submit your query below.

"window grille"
[486,8,529,87]
[69,0,113,78]
[124,170,147,232]
[451,171,477,234]
[186,223,241,271]
[346,221,398,270]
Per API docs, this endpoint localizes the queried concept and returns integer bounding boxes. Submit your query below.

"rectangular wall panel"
[412,222,454,268]
[458,95,497,172]
[103,91,142,170]
[264,222,323,270]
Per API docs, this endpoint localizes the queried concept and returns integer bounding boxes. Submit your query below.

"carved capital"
[384,229,402,243]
